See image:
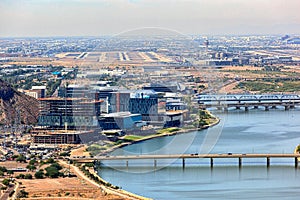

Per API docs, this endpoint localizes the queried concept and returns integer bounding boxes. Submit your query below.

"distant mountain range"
[0,79,39,125]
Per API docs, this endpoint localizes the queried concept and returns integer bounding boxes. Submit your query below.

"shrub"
[26,165,36,171]
[2,179,10,186]
[29,159,37,165]
[45,166,60,178]
[16,154,26,163]
[0,166,7,172]
[34,170,44,179]
[46,158,55,164]
[17,190,28,198]
[16,174,25,179]
[9,190,15,197]
[24,174,32,179]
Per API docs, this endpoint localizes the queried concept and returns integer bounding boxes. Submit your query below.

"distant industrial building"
[232,57,250,66]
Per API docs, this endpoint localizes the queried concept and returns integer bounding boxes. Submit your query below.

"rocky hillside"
[0,79,39,125]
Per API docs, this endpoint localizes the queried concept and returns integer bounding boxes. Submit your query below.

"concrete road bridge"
[72,153,300,168]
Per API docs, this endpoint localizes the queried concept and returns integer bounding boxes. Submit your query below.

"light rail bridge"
[195,94,300,111]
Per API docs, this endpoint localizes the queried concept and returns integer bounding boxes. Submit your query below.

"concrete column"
[238,157,242,168]
[265,106,269,111]
[267,157,270,168]
[210,158,214,168]
[182,158,185,168]
[285,105,289,111]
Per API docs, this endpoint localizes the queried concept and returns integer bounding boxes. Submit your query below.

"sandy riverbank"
[59,160,150,200]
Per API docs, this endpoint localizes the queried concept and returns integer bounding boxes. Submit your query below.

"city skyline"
[0,0,300,37]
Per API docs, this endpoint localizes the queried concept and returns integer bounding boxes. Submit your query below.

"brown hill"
[0,79,39,125]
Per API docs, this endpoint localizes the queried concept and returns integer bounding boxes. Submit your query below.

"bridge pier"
[238,157,242,168]
[210,158,214,168]
[290,105,295,109]
[295,158,298,168]
[223,107,228,112]
[285,105,290,111]
[245,107,249,112]
[265,106,269,111]
[266,157,270,168]
[271,106,276,109]
[154,159,157,168]
[254,106,258,109]
[182,158,185,168]
[126,160,128,167]
[236,106,240,110]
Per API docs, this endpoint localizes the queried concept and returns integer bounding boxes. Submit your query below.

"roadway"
[72,153,300,162]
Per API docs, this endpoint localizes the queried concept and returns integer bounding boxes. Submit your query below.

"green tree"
[46,158,55,164]
[2,179,10,186]
[45,166,60,178]
[24,174,32,179]
[29,159,37,165]
[16,154,26,163]
[0,166,7,173]
[26,165,36,171]
[7,170,14,176]
[34,170,44,179]
[17,174,25,179]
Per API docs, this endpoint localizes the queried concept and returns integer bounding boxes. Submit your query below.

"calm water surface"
[98,109,300,200]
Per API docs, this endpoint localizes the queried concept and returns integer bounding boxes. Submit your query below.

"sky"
[0,0,299,37]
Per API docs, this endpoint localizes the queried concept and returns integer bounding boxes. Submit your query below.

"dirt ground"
[70,145,90,157]
[19,177,125,200]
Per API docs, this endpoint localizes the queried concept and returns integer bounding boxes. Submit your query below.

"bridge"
[72,153,300,168]
[195,94,300,111]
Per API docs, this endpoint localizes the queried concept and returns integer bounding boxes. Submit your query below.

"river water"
[98,109,300,200]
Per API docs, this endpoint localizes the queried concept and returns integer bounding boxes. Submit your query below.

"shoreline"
[101,112,220,155]
[69,111,220,200]
[59,159,151,200]
[86,113,220,199]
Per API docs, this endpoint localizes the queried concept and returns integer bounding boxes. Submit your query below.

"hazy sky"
[0,0,299,37]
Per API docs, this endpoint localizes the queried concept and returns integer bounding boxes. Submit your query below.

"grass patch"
[156,127,180,134]
[123,135,144,141]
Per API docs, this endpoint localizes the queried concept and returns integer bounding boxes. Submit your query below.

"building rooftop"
[32,86,46,90]
[102,112,141,118]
